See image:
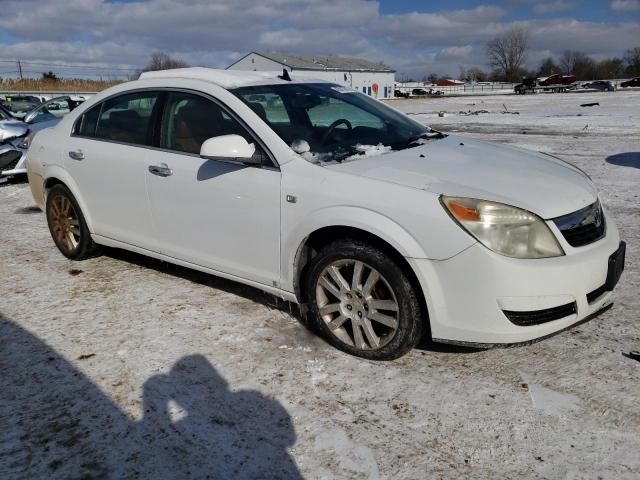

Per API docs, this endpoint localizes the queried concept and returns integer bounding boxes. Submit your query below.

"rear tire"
[305,239,423,360]
[46,184,99,260]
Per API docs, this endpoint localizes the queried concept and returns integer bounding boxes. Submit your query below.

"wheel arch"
[42,169,94,232]
[290,224,431,338]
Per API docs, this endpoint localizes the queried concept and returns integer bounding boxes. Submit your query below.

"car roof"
[139,67,332,89]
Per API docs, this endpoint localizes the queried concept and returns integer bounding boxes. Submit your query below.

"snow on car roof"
[139,67,331,89]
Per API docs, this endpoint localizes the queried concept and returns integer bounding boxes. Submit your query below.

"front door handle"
[148,163,173,177]
[68,150,84,161]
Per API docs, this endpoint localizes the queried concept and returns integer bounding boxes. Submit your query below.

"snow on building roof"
[231,51,395,73]
[139,67,331,89]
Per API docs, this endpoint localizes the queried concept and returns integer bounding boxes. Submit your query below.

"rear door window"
[94,92,159,145]
[76,104,101,137]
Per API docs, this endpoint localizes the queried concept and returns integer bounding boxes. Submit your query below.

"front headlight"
[16,131,34,150]
[441,196,564,259]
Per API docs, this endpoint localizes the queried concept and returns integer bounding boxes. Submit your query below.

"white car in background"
[26,68,625,359]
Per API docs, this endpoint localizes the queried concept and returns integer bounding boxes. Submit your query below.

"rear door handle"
[68,150,84,160]
[148,163,173,177]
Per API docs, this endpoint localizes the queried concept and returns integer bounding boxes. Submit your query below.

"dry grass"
[0,78,122,92]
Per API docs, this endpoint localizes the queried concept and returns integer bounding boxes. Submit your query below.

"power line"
[0,59,136,72]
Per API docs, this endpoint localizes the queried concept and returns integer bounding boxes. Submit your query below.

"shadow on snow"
[0,313,303,479]
[606,152,640,169]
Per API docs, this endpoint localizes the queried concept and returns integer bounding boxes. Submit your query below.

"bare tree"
[559,50,580,75]
[559,50,599,79]
[136,52,189,78]
[486,27,530,82]
[625,47,640,76]
[466,67,488,82]
[538,57,558,76]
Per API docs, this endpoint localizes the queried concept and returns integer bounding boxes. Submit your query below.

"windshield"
[0,106,12,121]
[4,97,41,117]
[27,97,82,124]
[231,83,441,163]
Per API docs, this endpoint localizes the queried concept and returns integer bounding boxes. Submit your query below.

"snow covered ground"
[1,90,639,479]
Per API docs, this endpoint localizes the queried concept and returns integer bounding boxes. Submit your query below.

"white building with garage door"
[227,51,395,99]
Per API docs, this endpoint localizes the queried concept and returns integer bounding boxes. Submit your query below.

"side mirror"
[23,111,37,124]
[199,134,259,164]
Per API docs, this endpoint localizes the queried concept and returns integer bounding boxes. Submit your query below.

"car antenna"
[278,68,292,81]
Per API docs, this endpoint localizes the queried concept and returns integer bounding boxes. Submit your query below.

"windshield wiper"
[331,146,360,162]
[405,130,446,146]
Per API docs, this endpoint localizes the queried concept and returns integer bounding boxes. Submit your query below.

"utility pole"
[17,60,23,79]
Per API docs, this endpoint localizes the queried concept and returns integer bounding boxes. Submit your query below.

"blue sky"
[379,0,631,21]
[0,0,638,79]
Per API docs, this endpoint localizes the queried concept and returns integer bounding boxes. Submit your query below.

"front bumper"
[409,215,623,346]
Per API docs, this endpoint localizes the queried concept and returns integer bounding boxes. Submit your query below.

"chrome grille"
[553,200,605,248]
[0,149,22,171]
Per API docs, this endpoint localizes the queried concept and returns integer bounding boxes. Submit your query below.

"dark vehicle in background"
[514,77,537,94]
[410,88,444,96]
[514,74,578,94]
[582,80,615,92]
[394,89,409,98]
[620,77,640,88]
[1,95,42,119]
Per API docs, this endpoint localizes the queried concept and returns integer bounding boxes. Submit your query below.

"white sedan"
[27,68,625,359]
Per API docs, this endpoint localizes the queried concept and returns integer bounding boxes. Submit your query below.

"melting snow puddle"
[528,384,580,414]
[314,428,380,479]
[520,370,580,415]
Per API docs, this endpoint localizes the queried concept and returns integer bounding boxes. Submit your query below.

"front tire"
[46,184,99,260]
[305,239,424,360]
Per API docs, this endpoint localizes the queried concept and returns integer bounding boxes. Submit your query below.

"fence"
[394,82,516,96]
[1,91,98,101]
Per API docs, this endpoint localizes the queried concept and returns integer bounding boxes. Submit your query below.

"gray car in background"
[0,96,84,180]
[582,80,616,91]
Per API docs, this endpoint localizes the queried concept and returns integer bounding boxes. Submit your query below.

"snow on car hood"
[325,135,597,219]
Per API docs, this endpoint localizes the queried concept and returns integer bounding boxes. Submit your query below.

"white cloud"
[533,1,577,13]
[611,0,640,11]
[435,46,475,62]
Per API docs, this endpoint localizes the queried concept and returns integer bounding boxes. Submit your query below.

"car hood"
[0,120,28,142]
[325,135,597,219]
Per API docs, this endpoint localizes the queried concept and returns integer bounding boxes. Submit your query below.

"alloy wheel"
[315,259,400,350]
[49,194,81,255]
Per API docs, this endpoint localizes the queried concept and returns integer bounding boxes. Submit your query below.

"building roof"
[231,51,395,73]
[139,67,332,89]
